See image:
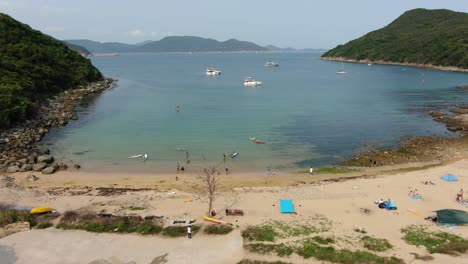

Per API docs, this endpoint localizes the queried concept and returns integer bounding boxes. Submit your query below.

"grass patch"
[204,224,233,235]
[56,210,163,234]
[272,220,322,237]
[128,206,146,211]
[242,225,278,242]
[237,259,292,264]
[0,208,35,227]
[162,225,200,237]
[382,163,443,174]
[311,236,335,245]
[410,253,435,261]
[360,236,393,252]
[401,225,468,255]
[244,243,294,257]
[36,222,53,229]
[296,240,404,264]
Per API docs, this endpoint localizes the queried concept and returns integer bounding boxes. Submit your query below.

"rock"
[0,228,5,239]
[27,155,36,164]
[57,162,68,171]
[26,174,38,181]
[21,164,33,171]
[73,164,81,169]
[32,162,48,171]
[4,222,30,236]
[6,166,20,173]
[3,137,9,143]
[36,146,50,155]
[42,166,56,174]
[37,155,54,164]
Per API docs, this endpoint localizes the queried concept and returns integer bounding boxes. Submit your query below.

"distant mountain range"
[65,36,324,54]
[65,36,268,53]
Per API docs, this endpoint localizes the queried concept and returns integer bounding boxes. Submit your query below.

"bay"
[43,52,468,173]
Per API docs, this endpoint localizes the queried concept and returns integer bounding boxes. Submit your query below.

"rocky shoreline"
[321,56,468,73]
[0,78,114,175]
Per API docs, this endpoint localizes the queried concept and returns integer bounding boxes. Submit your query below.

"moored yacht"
[265,61,279,67]
[243,77,263,86]
[206,68,222,75]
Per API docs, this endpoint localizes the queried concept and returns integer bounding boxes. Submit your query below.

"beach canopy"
[441,174,458,182]
[386,200,397,210]
[435,209,468,225]
[280,199,295,213]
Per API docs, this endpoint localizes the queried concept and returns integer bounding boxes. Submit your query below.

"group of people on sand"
[408,189,420,197]
[369,159,384,167]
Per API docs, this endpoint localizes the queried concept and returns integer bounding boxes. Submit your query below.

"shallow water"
[43,52,468,173]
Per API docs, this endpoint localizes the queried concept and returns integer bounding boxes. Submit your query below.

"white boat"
[128,154,144,159]
[206,68,222,76]
[336,60,347,74]
[265,61,279,67]
[243,77,263,86]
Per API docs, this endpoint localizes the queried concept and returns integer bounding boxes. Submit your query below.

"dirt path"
[0,228,244,264]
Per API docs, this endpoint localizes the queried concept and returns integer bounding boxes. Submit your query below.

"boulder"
[6,165,20,173]
[73,164,81,169]
[42,166,56,174]
[32,162,48,171]
[36,146,50,155]
[27,155,36,164]
[20,164,33,172]
[57,163,68,171]
[18,158,28,164]
[26,174,38,181]
[37,155,54,164]
[4,222,30,236]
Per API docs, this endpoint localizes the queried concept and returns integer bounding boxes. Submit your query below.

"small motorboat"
[243,77,262,86]
[206,68,222,76]
[230,152,238,158]
[265,61,279,67]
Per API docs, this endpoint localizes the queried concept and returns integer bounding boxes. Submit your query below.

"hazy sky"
[1,0,466,49]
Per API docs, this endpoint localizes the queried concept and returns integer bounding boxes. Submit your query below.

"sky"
[0,0,466,49]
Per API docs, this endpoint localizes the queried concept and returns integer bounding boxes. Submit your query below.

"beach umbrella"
[441,174,458,182]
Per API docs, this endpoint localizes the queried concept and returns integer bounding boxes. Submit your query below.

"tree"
[196,167,222,215]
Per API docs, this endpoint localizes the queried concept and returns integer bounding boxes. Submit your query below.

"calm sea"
[43,52,468,173]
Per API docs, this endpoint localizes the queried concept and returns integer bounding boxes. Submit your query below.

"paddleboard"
[203,215,230,225]
[128,154,143,159]
[230,152,238,158]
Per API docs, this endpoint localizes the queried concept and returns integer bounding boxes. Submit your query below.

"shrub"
[360,236,393,252]
[242,225,278,242]
[402,225,468,255]
[36,222,53,229]
[204,224,233,235]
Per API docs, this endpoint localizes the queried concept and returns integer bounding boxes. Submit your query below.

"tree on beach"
[196,167,222,215]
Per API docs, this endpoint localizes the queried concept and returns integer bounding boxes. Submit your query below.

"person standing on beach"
[235,220,240,229]
[223,153,226,163]
[309,167,314,175]
[187,225,192,239]
[176,163,180,174]
[181,166,185,173]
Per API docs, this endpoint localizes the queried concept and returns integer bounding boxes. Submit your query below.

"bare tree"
[196,166,222,215]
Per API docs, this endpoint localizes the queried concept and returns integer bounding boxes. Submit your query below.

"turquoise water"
[43,52,468,173]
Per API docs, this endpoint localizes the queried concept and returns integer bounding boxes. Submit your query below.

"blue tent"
[386,200,397,210]
[441,174,458,182]
[280,199,295,213]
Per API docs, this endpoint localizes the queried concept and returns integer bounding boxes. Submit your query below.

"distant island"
[65,36,269,53]
[322,9,468,71]
[0,13,103,128]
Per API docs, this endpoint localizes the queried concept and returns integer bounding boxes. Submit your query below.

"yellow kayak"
[203,215,231,225]
[30,206,53,214]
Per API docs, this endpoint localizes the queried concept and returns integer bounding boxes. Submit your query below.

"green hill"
[0,13,103,128]
[65,36,268,53]
[322,9,468,69]
[64,42,92,56]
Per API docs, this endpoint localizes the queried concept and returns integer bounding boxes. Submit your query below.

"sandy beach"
[1,158,467,263]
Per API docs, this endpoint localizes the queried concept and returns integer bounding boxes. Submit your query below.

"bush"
[360,236,393,252]
[36,222,53,229]
[242,225,278,242]
[0,209,35,227]
[402,225,468,255]
[204,224,233,235]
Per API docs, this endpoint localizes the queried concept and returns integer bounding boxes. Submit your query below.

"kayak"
[230,152,238,158]
[30,206,53,214]
[203,215,231,225]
